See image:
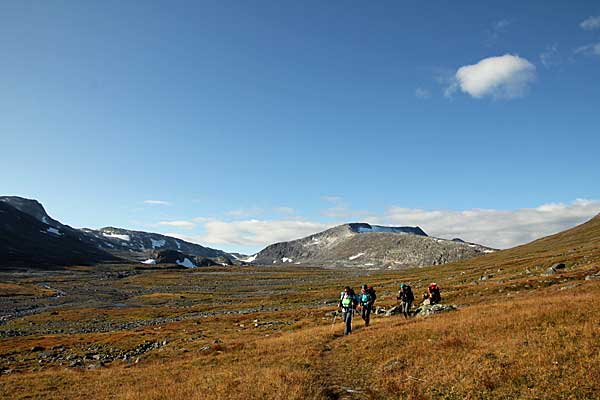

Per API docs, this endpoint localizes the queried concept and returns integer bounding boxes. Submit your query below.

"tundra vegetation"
[1,216,600,399]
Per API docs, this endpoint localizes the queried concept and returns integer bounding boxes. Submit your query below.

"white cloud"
[383,199,600,249]
[574,42,600,57]
[415,88,431,99]
[580,16,600,30]
[173,219,333,247]
[449,54,536,99]
[224,207,263,218]
[158,220,196,230]
[144,200,171,206]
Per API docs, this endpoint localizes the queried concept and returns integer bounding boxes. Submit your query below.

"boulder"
[585,271,600,281]
[385,305,402,316]
[542,268,557,276]
[413,303,457,317]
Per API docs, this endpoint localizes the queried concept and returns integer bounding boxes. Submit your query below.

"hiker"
[338,286,358,335]
[359,284,374,326]
[425,282,441,304]
[396,283,414,318]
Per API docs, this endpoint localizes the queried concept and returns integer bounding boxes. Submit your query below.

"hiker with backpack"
[424,282,441,304]
[338,286,358,335]
[396,283,414,319]
[358,284,375,326]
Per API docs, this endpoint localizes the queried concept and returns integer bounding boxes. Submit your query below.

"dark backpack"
[368,287,377,303]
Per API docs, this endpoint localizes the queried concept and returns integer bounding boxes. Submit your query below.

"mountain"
[0,196,63,228]
[0,201,119,269]
[81,227,230,260]
[250,222,494,267]
[0,196,233,268]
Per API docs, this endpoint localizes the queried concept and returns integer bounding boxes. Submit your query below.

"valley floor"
[0,259,599,399]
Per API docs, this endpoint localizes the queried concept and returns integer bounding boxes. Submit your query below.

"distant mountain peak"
[249,221,492,268]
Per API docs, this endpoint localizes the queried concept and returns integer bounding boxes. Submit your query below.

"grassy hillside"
[1,216,599,399]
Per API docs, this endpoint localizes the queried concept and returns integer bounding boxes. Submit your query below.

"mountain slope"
[82,227,230,260]
[0,202,119,269]
[251,222,494,267]
[0,196,233,267]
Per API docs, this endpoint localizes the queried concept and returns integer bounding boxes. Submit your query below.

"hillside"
[0,196,233,267]
[251,222,494,267]
[0,202,119,269]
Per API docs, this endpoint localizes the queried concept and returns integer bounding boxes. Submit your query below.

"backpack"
[340,289,358,309]
[360,292,372,305]
[368,286,377,303]
[404,285,414,302]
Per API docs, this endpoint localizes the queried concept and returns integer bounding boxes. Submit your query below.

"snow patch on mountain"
[141,259,157,265]
[349,252,365,260]
[151,239,166,248]
[46,227,63,236]
[282,257,293,263]
[176,258,196,268]
[242,254,257,263]
[103,233,130,241]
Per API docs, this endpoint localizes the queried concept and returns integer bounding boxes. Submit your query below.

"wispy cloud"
[144,200,171,206]
[224,207,263,218]
[446,54,536,99]
[415,88,431,99]
[321,195,343,203]
[274,206,295,215]
[540,44,561,68]
[574,42,600,57]
[158,220,196,230]
[485,19,512,45]
[580,16,600,31]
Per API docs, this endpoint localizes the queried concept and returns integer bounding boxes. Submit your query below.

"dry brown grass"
[0,282,55,297]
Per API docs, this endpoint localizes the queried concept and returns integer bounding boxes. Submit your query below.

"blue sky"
[2,1,600,253]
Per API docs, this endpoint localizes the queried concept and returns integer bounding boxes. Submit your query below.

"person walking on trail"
[338,286,358,335]
[397,283,414,319]
[426,282,441,305]
[359,284,374,327]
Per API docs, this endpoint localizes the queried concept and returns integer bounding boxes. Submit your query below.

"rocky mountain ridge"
[250,222,495,268]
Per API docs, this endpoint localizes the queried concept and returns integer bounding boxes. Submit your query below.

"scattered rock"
[479,274,493,281]
[385,305,401,316]
[543,263,566,276]
[585,271,600,281]
[413,303,457,317]
[30,346,45,352]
